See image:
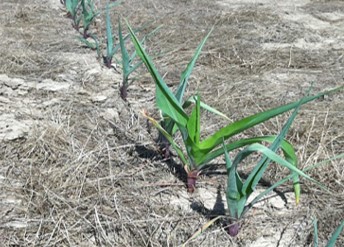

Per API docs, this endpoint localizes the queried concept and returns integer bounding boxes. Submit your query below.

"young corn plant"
[184,154,344,243]
[103,3,124,68]
[222,90,318,236]
[117,19,161,101]
[79,0,99,38]
[127,21,344,193]
[156,28,230,160]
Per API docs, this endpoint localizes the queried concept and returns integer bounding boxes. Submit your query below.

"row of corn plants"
[126,20,344,240]
[61,1,343,243]
[62,0,156,101]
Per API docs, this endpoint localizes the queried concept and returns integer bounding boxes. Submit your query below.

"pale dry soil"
[0,0,343,246]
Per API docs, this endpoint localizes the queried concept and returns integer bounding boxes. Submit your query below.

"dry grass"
[0,0,343,246]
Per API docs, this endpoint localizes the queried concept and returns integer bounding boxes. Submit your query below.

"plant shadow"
[190,185,227,228]
[134,144,188,185]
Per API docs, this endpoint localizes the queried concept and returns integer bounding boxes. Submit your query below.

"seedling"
[127,20,344,193]
[79,0,99,38]
[118,19,162,101]
[222,89,315,235]
[79,0,122,39]
[103,3,125,68]
[222,97,344,236]
[184,154,344,243]
[156,29,230,159]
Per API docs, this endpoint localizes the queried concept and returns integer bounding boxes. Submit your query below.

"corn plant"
[127,20,344,193]
[103,6,145,69]
[103,3,124,68]
[222,98,344,236]
[156,28,231,159]
[118,20,162,101]
[222,90,317,236]
[79,0,99,38]
[313,218,344,247]
[80,0,122,38]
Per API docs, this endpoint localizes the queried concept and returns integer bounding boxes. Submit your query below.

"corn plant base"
[227,221,240,237]
[186,170,199,193]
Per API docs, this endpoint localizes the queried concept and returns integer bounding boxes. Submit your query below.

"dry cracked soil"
[0,0,344,246]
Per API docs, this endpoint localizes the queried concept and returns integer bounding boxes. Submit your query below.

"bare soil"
[0,0,343,246]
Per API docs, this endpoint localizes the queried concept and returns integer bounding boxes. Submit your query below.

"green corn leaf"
[126,20,188,126]
[78,34,101,57]
[65,0,79,17]
[187,94,201,145]
[326,221,344,247]
[183,95,230,120]
[233,143,322,195]
[242,144,326,193]
[241,85,308,201]
[78,36,97,49]
[161,94,230,143]
[127,61,143,76]
[118,19,130,79]
[313,218,319,247]
[175,28,213,103]
[210,135,301,208]
[158,28,212,139]
[106,4,114,58]
[199,135,297,166]
[223,140,245,219]
[65,0,73,14]
[243,154,342,216]
[196,86,343,158]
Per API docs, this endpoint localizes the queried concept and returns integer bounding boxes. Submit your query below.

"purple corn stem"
[187,170,199,193]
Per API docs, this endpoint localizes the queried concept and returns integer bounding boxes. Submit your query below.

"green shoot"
[222,92,307,235]
[127,20,343,193]
[221,91,342,236]
[103,2,117,68]
[313,218,344,247]
[80,0,99,38]
[118,19,161,101]
[313,218,319,247]
[103,3,127,68]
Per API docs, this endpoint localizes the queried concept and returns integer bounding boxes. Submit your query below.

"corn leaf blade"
[325,221,344,247]
[196,86,343,158]
[187,94,201,145]
[126,20,188,126]
[105,4,114,58]
[223,140,245,219]
[175,28,213,103]
[183,95,230,120]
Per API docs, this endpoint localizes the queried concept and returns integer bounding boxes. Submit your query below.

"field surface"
[0,0,343,246]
